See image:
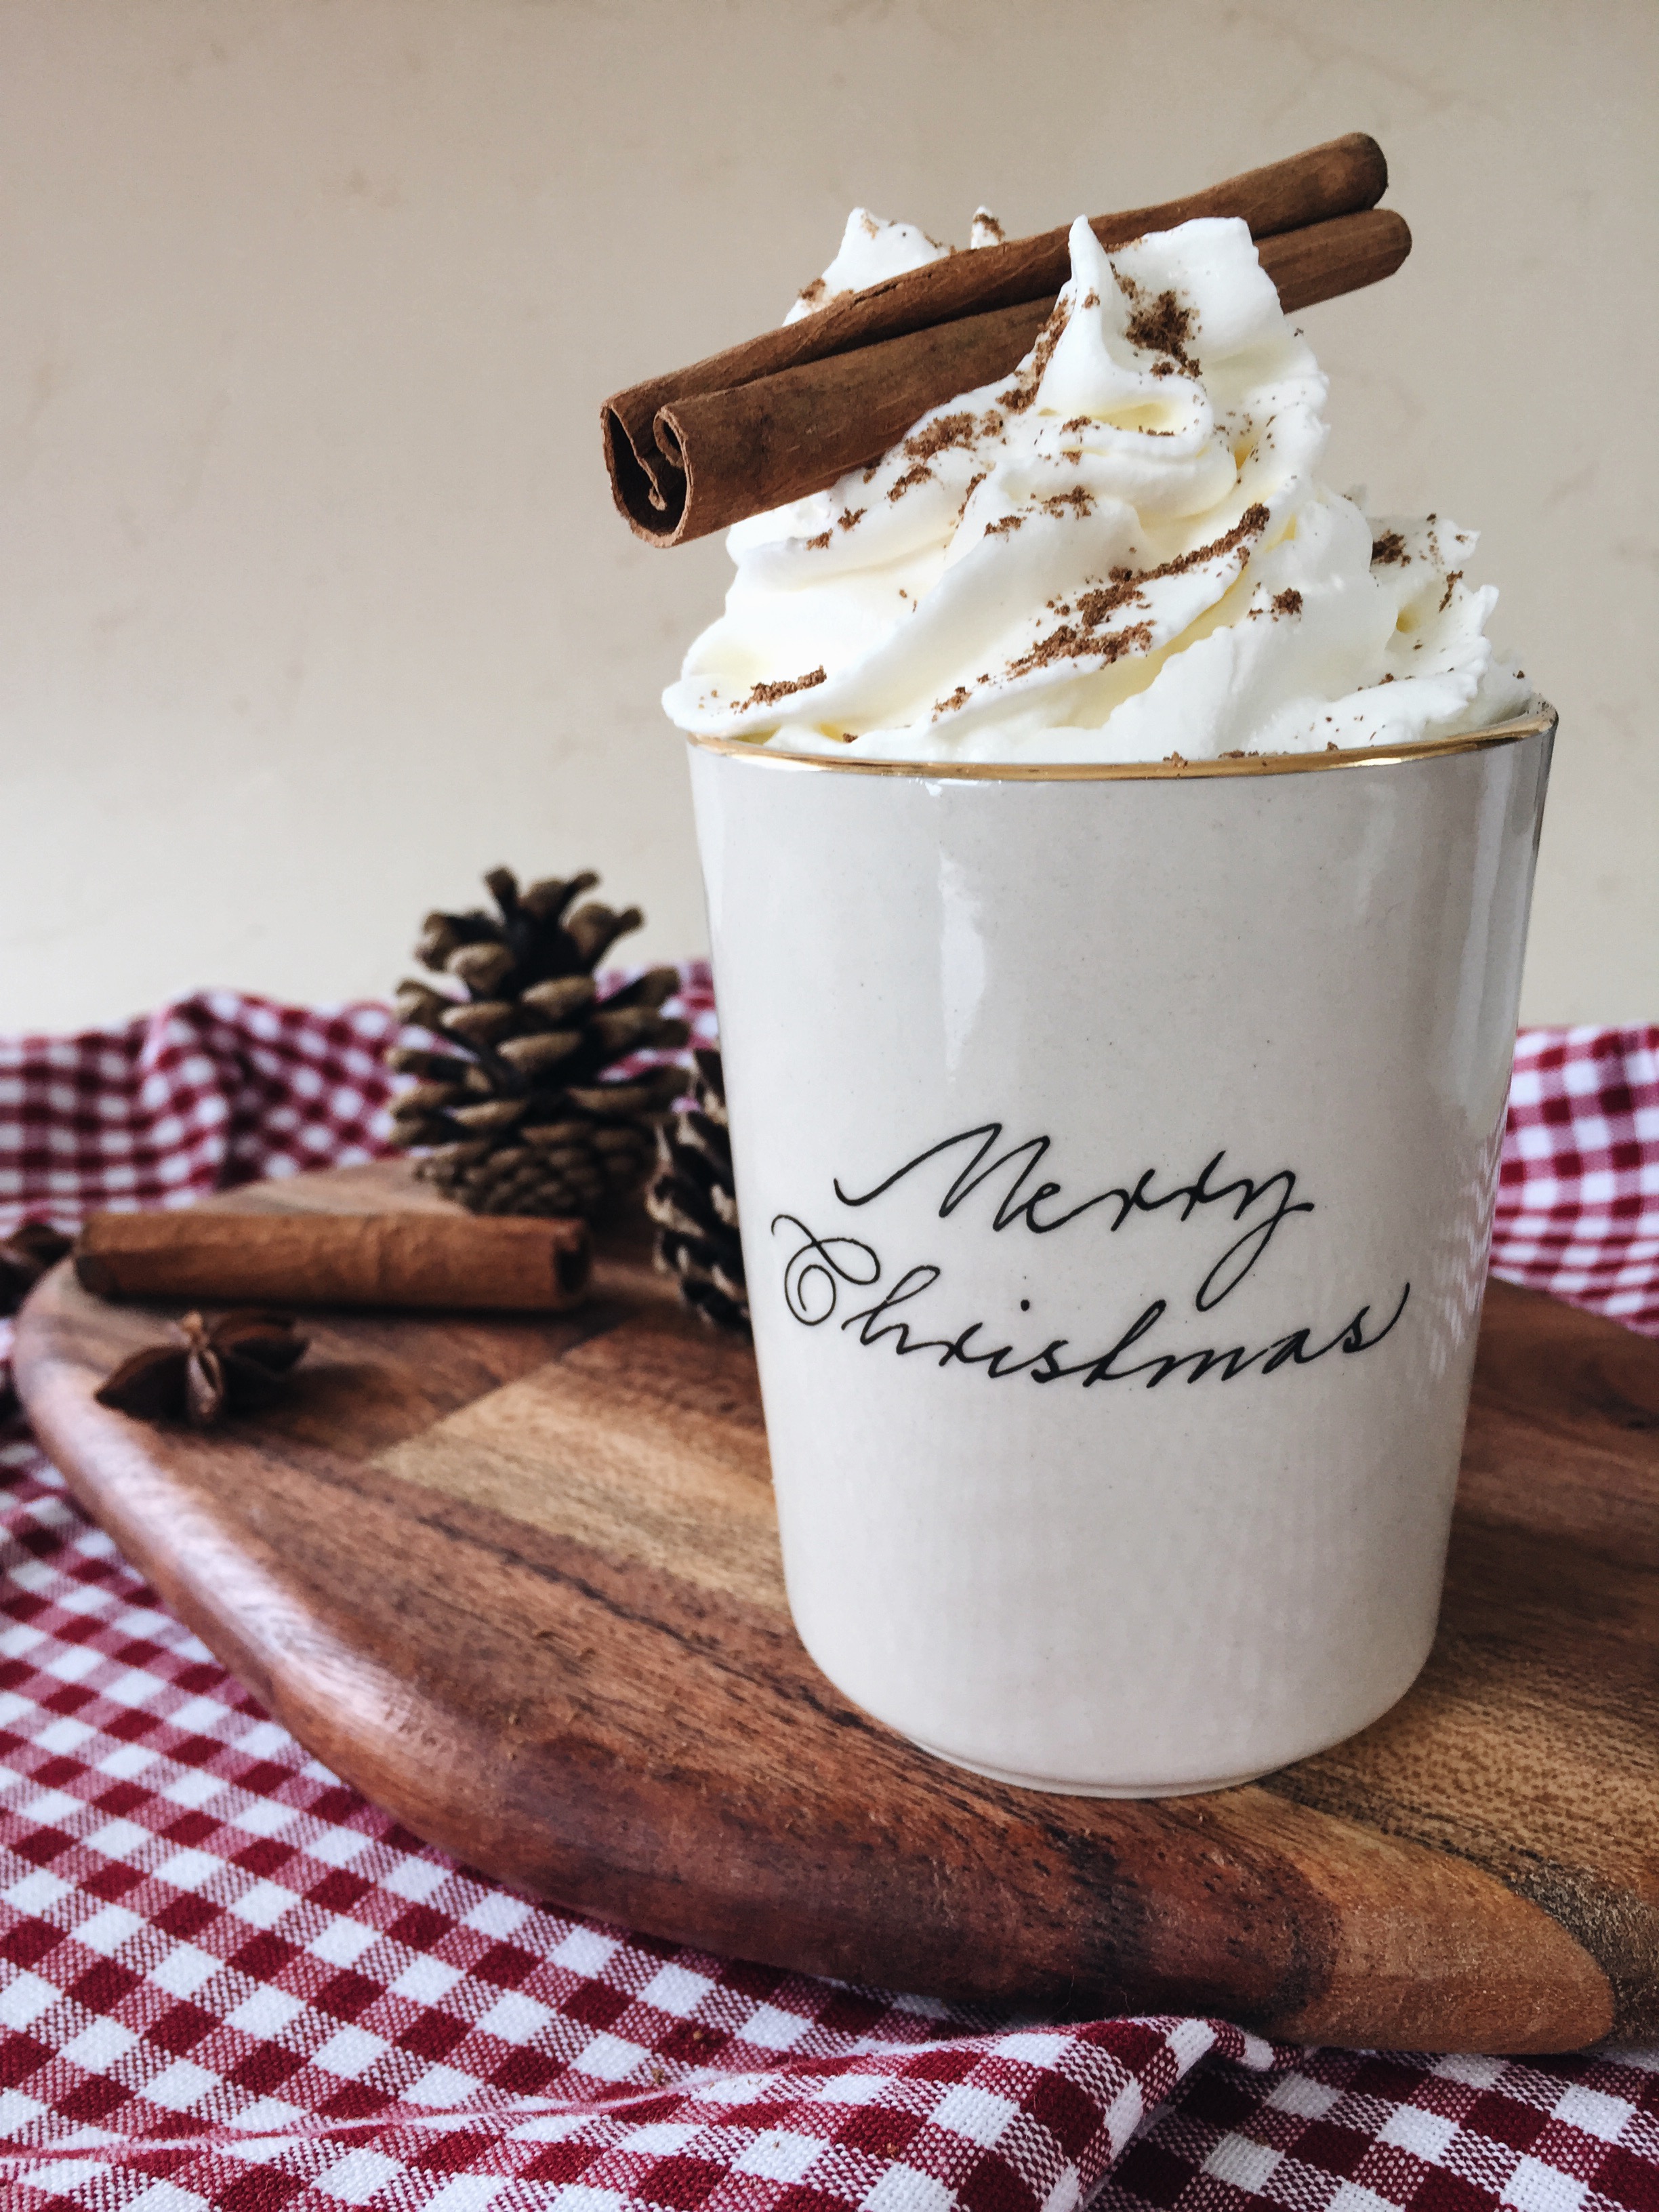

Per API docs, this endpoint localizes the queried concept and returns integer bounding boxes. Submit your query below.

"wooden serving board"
[14,1163,1659,2055]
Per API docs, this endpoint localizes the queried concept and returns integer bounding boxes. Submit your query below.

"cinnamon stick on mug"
[75,1211,591,1313]
[603,134,1408,548]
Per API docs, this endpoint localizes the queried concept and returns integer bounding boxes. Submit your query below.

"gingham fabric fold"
[1,992,1656,2209]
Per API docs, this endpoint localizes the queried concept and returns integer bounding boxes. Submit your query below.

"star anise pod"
[0,1223,75,1317]
[94,1311,309,1429]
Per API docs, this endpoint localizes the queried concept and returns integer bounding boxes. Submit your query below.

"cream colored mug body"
[689,714,1554,1796]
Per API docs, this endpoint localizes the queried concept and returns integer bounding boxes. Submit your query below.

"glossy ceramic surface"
[689,715,1555,1794]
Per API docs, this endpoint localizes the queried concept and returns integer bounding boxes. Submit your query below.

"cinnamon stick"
[604,135,1404,548]
[75,1211,591,1313]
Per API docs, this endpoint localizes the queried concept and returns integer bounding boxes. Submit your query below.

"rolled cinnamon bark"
[75,1211,591,1312]
[605,134,1398,548]
[626,209,1410,548]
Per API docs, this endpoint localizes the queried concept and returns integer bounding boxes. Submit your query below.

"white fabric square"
[405,2062,485,2108]
[1039,2165,1083,2212]
[995,2032,1069,2068]
[231,1720,294,1760]
[425,2177,510,2212]
[1202,2134,1283,2192]
[552,1926,619,1977]
[314,2026,390,2079]
[0,1971,60,2028]
[316,2148,403,2204]
[308,1916,382,1967]
[152,1845,220,1890]
[62,2026,141,2070]
[1504,2155,1590,2212]
[1271,2072,1343,2121]
[933,2083,1019,2149]
[735,2128,825,2183]
[621,2123,701,2156]
[4,1868,71,1912]
[148,1943,222,1999]
[225,1986,308,2038]
[1379,2105,1459,2160]
[1553,2083,1633,2142]
[33,1717,96,1754]
[97,1743,160,1780]
[1326,2185,1397,2212]
[225,2097,308,2135]
[138,2057,220,2112]
[737,2002,813,2052]
[228,1799,301,1841]
[228,1880,300,1931]
[638,1963,716,2018]
[160,1769,225,1810]
[1437,2053,1505,2089]
[74,1904,144,1957]
[462,1892,532,1940]
[119,2181,213,2211]
[390,1954,464,2005]
[382,1855,451,1902]
[87,1818,154,1864]
[575,2032,653,2083]
[864,2163,954,2212]
[305,1823,375,1868]
[476,1992,554,2046]
[168,1694,234,1738]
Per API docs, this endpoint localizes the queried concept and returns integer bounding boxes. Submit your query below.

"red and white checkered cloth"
[1,991,1656,2209]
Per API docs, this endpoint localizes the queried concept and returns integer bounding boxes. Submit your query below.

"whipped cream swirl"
[663,212,1532,763]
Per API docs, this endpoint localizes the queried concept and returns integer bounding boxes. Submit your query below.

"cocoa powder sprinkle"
[741,666,827,709]
[1371,531,1408,565]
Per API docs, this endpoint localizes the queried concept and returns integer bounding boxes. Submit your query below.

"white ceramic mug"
[688,710,1555,1796]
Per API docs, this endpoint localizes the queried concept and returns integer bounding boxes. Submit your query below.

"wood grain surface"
[14,1162,1658,2055]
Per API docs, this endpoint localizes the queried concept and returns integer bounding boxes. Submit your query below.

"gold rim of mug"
[682,703,1557,781]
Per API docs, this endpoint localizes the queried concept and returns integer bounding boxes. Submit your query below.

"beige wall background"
[1,0,1653,1032]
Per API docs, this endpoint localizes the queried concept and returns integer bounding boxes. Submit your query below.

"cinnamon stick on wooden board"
[75,1211,591,1313]
[603,134,1408,548]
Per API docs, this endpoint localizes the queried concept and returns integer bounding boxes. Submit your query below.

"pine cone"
[386,867,688,1220]
[647,1048,749,1336]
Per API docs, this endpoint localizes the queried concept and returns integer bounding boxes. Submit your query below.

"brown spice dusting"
[887,462,934,503]
[954,470,989,521]
[995,504,1270,680]
[804,531,832,551]
[794,276,827,312]
[1272,589,1303,617]
[984,514,1023,535]
[1371,531,1408,565]
[1061,417,1092,433]
[1126,289,1197,373]
[1081,289,1100,310]
[1164,750,1188,766]
[1004,619,1154,681]
[933,685,971,717]
[1039,488,1095,518]
[741,666,827,709]
[998,300,1070,414]
[1439,570,1462,612]
[903,411,978,464]
[837,507,865,531]
[972,209,1006,245]
[1076,577,1149,625]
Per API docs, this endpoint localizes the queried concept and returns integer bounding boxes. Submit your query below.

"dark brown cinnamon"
[604,136,1401,548]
